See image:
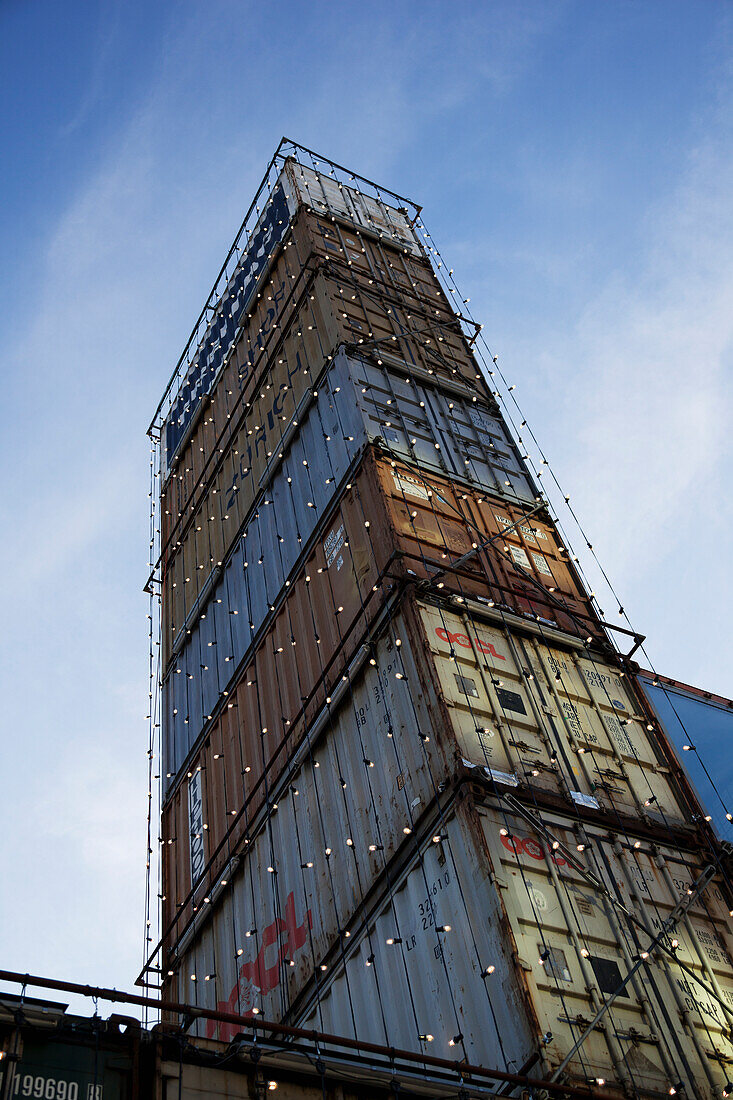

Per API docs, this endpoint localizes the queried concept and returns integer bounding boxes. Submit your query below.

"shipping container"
[156,1047,503,1100]
[0,992,511,1100]
[296,798,733,1098]
[0,996,143,1100]
[162,593,699,929]
[160,347,539,667]
[281,158,424,255]
[157,158,423,477]
[160,447,391,791]
[163,773,733,1099]
[151,143,733,1100]
[637,672,733,844]
[161,446,602,793]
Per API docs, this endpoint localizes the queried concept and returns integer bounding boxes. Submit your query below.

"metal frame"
[148,138,422,437]
[0,970,597,1098]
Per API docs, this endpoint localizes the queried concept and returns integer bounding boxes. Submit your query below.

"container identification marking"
[434,626,506,660]
[493,512,548,542]
[603,713,635,757]
[11,1078,100,1100]
[324,524,345,569]
[393,472,430,500]
[509,546,531,569]
[496,687,526,715]
[454,673,479,699]
[188,770,206,885]
[468,407,496,434]
[392,471,449,505]
[531,552,553,576]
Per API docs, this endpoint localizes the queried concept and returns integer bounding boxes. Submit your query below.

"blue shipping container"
[637,672,733,842]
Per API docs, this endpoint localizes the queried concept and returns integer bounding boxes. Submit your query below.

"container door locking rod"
[417,503,547,589]
[496,793,733,1027]
[548,864,716,1083]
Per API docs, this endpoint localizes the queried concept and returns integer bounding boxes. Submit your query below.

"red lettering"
[435,627,506,661]
[205,892,312,1040]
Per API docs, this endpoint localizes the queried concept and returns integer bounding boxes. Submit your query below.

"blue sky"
[1,0,731,1014]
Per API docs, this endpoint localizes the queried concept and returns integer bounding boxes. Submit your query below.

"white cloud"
[490,86,733,689]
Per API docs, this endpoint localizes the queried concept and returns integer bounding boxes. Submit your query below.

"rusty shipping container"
[160,345,539,669]
[161,446,602,792]
[157,156,426,475]
[160,596,709,1039]
[163,765,733,1099]
[159,157,484,511]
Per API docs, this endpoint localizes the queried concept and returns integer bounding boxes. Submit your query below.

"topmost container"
[155,156,429,484]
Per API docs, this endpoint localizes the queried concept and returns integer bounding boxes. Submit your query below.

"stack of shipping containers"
[146,143,733,1099]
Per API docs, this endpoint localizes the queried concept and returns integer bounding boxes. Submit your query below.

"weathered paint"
[161,447,597,795]
[160,191,480,512]
[157,178,495,648]
[161,589,712,1084]
[159,226,496,643]
[0,1010,137,1100]
[162,181,294,477]
[296,800,733,1098]
[281,158,423,256]
[161,346,538,667]
[161,590,703,940]
[161,447,394,792]
[159,155,424,477]
[163,785,733,1098]
[421,602,698,828]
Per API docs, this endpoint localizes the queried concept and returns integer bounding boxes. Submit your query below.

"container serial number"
[13,1077,102,1100]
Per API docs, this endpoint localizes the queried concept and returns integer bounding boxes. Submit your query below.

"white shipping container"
[281,160,423,257]
[297,800,733,1099]
[420,601,699,829]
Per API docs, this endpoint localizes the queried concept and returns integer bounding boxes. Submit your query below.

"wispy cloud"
[492,76,733,688]
[57,0,124,139]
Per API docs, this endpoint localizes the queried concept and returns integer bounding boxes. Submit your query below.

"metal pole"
[0,969,596,1099]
